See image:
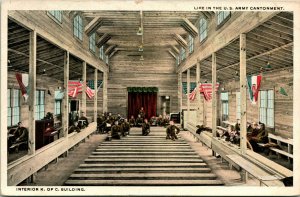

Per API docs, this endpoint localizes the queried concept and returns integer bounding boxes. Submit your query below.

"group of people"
[129,114,171,127]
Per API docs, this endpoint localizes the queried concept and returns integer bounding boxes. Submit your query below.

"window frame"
[180,47,186,61]
[220,92,229,121]
[47,11,63,24]
[35,90,45,120]
[259,89,274,128]
[7,88,20,127]
[199,17,208,43]
[54,100,62,116]
[73,14,83,41]
[89,33,96,54]
[99,45,104,60]
[216,11,231,28]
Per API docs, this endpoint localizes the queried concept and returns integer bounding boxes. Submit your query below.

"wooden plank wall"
[107,51,178,117]
[221,69,293,138]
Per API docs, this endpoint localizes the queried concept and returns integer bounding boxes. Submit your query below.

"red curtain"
[128,92,157,120]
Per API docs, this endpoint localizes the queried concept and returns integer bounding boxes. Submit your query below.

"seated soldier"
[142,119,151,136]
[129,115,136,127]
[248,122,268,152]
[97,114,106,133]
[111,120,121,139]
[136,114,144,127]
[116,113,122,122]
[149,116,157,126]
[196,125,205,135]
[161,115,169,127]
[156,115,163,126]
[121,119,130,136]
[78,111,89,129]
[166,120,180,140]
[12,122,29,144]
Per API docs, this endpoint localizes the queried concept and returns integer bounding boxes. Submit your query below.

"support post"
[28,30,36,154]
[187,69,190,123]
[178,72,182,124]
[212,53,217,137]
[62,51,69,138]
[196,59,202,125]
[240,34,247,154]
[94,69,98,122]
[82,62,87,114]
[103,72,108,113]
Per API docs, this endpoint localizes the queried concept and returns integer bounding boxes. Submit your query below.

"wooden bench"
[226,154,284,186]
[258,133,293,162]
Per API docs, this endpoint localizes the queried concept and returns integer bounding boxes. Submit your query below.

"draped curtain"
[128,92,157,120]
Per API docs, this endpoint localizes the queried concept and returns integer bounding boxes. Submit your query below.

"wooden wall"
[221,69,293,138]
[107,51,179,117]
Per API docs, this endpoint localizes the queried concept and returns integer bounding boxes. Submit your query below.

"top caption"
[194,6,284,11]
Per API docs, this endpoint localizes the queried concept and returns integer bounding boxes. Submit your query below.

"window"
[217,11,230,26]
[54,90,63,115]
[259,90,274,127]
[221,92,229,121]
[105,55,109,65]
[48,11,62,23]
[99,46,104,60]
[188,35,194,53]
[236,92,241,120]
[199,18,207,42]
[89,33,96,53]
[180,47,186,61]
[182,82,197,94]
[176,56,180,66]
[73,15,83,40]
[7,89,20,127]
[35,90,45,120]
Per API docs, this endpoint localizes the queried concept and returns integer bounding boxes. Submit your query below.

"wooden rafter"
[173,34,187,48]
[96,33,111,48]
[168,50,177,59]
[105,45,117,56]
[181,17,198,38]
[84,17,103,36]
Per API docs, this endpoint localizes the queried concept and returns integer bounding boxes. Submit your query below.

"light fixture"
[140,55,144,61]
[138,45,143,52]
[42,69,46,75]
[165,96,170,100]
[137,27,143,36]
[265,54,271,69]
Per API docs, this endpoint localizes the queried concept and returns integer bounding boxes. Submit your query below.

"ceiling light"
[138,45,143,52]
[140,55,144,61]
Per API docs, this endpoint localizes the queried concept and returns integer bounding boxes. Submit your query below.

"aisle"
[65,127,224,186]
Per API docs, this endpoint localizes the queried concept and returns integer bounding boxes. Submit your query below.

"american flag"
[199,83,220,101]
[188,85,198,101]
[68,81,83,98]
[86,86,95,99]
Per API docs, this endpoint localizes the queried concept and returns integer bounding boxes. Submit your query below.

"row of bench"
[185,122,293,187]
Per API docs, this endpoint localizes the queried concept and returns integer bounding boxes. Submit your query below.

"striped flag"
[199,83,219,101]
[247,75,262,104]
[188,85,198,101]
[15,73,29,101]
[86,86,95,99]
[68,80,82,98]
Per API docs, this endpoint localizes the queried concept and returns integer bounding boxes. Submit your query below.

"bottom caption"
[16,187,85,192]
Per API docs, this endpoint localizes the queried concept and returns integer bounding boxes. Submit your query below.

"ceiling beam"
[105,45,117,56]
[109,49,119,58]
[96,33,111,48]
[172,45,180,54]
[168,50,177,59]
[84,17,103,36]
[181,17,198,37]
[174,34,187,48]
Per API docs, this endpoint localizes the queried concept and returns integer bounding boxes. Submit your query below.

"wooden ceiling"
[7,11,293,82]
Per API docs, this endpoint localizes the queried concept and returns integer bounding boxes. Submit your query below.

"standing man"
[139,107,145,119]
[121,119,130,136]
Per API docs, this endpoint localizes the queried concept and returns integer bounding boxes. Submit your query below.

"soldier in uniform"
[156,115,163,126]
[136,114,143,127]
[111,120,121,139]
[129,115,136,127]
[78,111,89,129]
[139,107,145,119]
[121,119,130,136]
[166,120,180,140]
[142,119,151,136]
[12,122,29,144]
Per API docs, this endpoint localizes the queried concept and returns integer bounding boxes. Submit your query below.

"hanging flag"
[199,83,219,101]
[15,73,29,101]
[86,86,95,99]
[189,86,197,101]
[68,80,82,98]
[247,75,262,104]
[279,87,288,96]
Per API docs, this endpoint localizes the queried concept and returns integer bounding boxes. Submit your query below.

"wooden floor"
[64,127,224,186]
